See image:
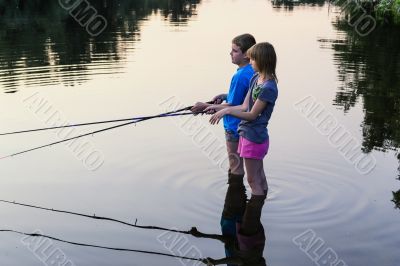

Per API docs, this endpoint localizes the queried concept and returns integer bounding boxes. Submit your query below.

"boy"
[192,33,256,180]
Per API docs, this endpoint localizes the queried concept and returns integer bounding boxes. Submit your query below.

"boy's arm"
[192,102,231,113]
[191,102,212,113]
[191,93,228,113]
[205,89,250,114]
[212,93,228,104]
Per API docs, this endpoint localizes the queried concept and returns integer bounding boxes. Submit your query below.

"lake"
[0,0,399,265]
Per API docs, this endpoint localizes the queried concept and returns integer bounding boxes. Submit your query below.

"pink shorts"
[237,136,269,160]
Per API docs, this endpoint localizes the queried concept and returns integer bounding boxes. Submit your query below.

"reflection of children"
[190,171,266,266]
[220,167,266,266]
[206,42,278,199]
[191,34,256,181]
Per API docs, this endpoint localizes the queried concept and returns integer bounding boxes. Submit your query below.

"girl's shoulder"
[262,79,278,91]
[249,73,259,86]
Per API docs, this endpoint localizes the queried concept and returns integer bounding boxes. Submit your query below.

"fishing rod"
[0,112,192,159]
[0,102,213,159]
[0,229,208,263]
[0,199,190,235]
[0,101,214,136]
[0,113,186,136]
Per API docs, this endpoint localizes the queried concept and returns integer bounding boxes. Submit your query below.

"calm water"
[1,0,399,265]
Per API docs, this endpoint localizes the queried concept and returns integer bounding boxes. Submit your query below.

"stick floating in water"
[0,199,190,234]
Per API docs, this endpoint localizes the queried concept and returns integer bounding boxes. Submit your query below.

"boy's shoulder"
[234,64,255,79]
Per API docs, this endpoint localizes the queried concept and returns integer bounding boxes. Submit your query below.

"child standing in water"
[206,42,278,205]
[191,34,256,182]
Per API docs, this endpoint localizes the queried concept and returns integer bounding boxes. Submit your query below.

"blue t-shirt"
[238,74,278,144]
[223,64,255,136]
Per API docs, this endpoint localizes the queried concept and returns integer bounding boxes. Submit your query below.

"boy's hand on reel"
[212,94,227,104]
[191,102,209,115]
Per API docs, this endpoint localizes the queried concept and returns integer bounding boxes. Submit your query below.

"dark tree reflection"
[271,0,326,11]
[322,17,400,209]
[0,0,201,92]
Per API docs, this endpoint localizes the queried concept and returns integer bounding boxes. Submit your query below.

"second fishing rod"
[0,101,213,136]
[0,102,214,159]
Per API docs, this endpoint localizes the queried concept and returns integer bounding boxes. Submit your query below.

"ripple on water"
[265,158,372,230]
[139,152,372,231]
[154,165,228,222]
[122,146,377,235]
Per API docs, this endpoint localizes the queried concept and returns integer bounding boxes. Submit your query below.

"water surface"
[1,1,399,265]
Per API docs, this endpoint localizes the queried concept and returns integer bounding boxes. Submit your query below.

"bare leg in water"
[226,140,244,175]
[244,158,266,196]
[260,162,268,194]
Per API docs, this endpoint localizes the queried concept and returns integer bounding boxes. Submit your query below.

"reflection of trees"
[325,18,400,209]
[395,157,400,209]
[271,0,326,11]
[0,0,201,92]
[328,22,400,153]
[394,171,400,209]
[392,191,400,209]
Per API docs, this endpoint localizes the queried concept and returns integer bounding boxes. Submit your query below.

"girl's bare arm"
[226,98,266,121]
[209,91,266,125]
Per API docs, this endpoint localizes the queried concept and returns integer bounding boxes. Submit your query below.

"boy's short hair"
[232,34,256,54]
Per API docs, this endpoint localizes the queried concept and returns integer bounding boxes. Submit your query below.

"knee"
[229,154,243,174]
[228,152,241,165]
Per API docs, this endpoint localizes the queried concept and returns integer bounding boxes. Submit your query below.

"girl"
[205,42,278,203]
